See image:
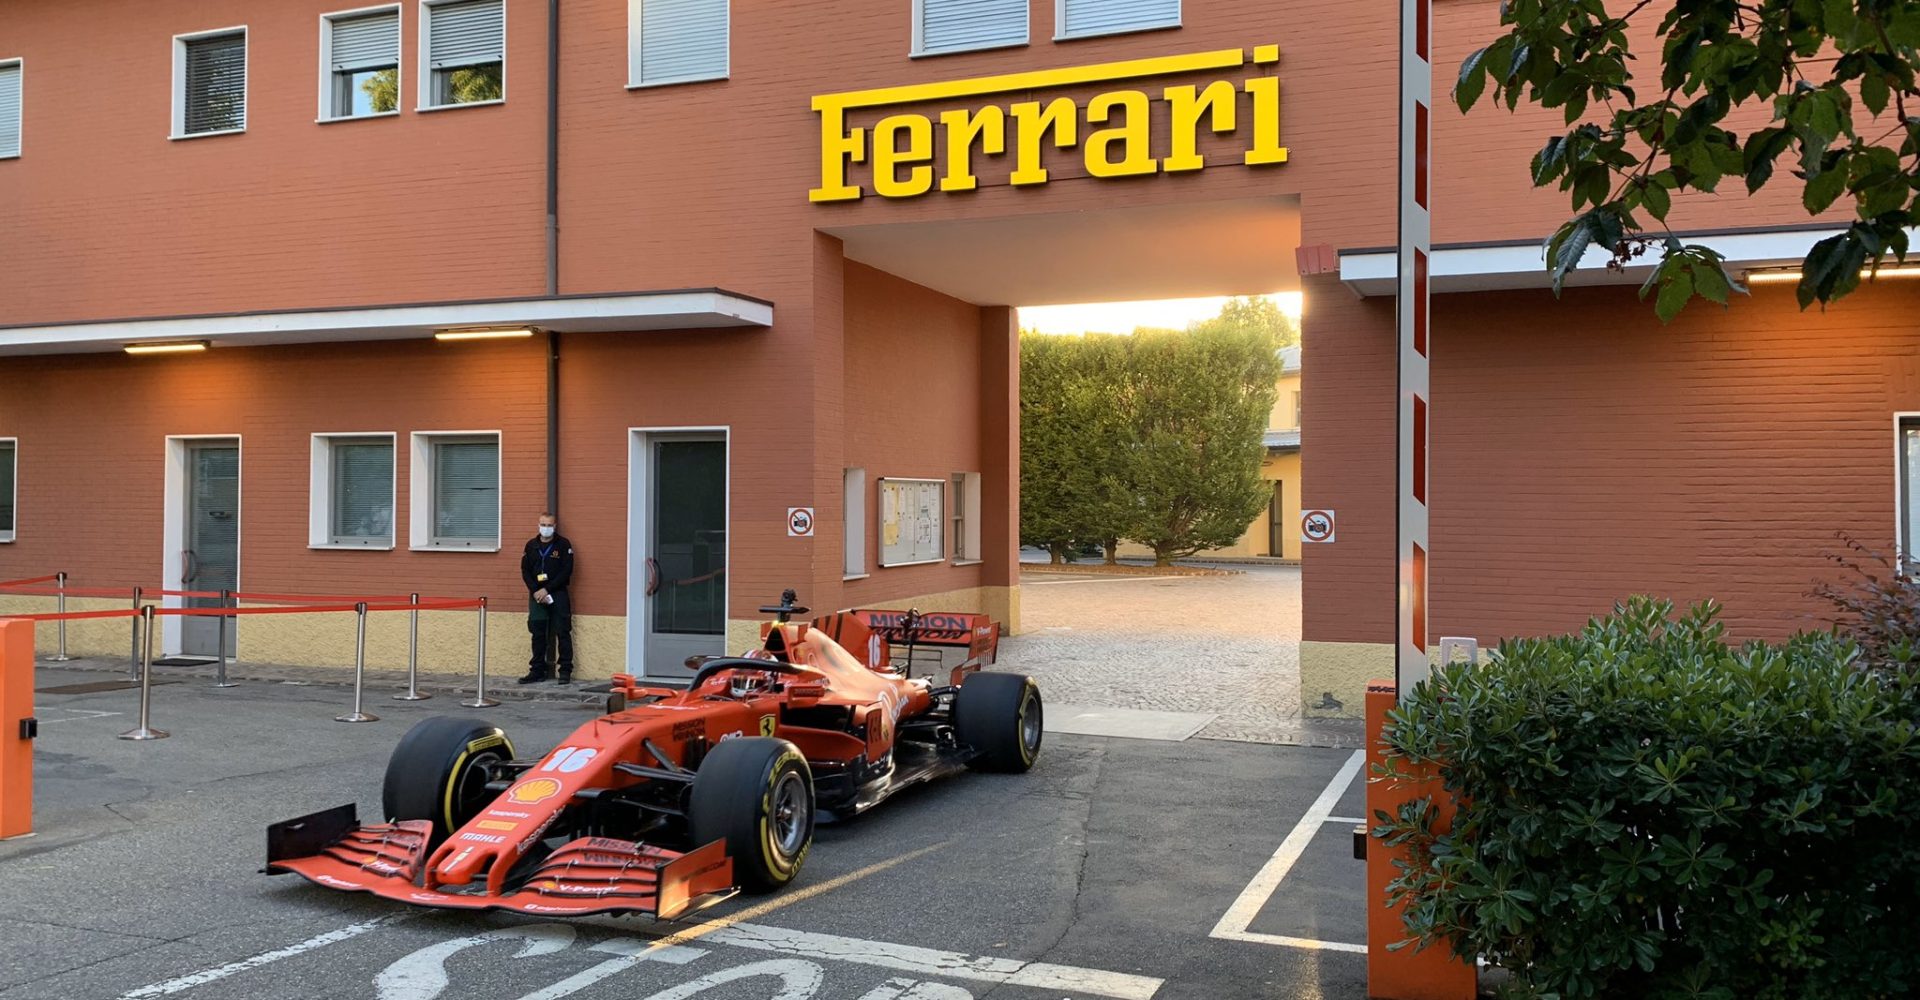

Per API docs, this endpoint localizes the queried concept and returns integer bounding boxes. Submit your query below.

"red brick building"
[0,0,1912,705]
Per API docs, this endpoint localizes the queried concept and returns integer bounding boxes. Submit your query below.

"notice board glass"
[878,477,945,567]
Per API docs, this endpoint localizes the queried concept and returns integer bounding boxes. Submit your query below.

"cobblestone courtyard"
[999,564,1356,746]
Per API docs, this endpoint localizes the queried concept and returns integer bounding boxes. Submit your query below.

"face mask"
[538,526,556,539]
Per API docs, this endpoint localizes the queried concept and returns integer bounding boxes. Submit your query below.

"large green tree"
[1019,333,1135,562]
[1457,0,1920,317]
[1187,295,1302,347]
[1122,323,1281,565]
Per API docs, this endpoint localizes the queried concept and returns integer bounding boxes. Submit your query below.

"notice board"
[878,477,945,567]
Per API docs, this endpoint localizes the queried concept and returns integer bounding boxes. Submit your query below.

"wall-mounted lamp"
[123,340,210,356]
[1746,265,1920,285]
[434,328,538,342]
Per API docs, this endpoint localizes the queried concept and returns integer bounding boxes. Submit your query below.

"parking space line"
[1207,749,1366,954]
[1325,816,1364,825]
[121,913,418,999]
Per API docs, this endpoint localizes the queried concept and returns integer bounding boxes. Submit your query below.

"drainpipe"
[544,0,560,515]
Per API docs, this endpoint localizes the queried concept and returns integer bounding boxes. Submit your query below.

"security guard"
[519,512,575,685]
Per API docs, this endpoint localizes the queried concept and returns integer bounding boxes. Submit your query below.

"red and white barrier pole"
[0,618,34,838]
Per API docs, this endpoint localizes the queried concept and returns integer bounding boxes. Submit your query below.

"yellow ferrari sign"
[811,45,1286,202]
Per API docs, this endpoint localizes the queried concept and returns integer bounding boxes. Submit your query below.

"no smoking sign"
[787,507,815,537]
[1301,509,1335,544]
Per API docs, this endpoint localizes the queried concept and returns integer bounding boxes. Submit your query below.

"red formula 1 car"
[265,592,1042,919]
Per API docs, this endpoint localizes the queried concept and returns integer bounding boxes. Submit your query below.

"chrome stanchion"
[128,586,143,680]
[336,602,378,723]
[462,597,497,708]
[212,589,237,688]
[118,605,169,741]
[52,572,70,661]
[395,592,429,701]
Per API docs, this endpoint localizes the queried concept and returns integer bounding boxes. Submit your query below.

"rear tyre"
[382,716,516,844]
[688,738,814,893]
[956,673,1043,773]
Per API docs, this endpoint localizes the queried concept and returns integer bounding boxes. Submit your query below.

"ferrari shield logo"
[758,715,777,737]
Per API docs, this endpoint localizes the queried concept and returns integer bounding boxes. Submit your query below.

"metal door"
[182,442,238,657]
[643,437,727,677]
[1268,480,1285,557]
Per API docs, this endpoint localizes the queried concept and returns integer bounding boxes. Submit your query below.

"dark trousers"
[529,591,574,676]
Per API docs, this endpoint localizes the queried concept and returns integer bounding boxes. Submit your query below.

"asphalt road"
[2,665,1370,1000]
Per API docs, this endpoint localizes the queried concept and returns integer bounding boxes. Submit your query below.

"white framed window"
[628,0,729,88]
[950,472,982,562]
[420,0,504,110]
[411,432,500,550]
[321,6,402,121]
[172,27,247,139]
[1055,0,1180,40]
[0,439,16,543]
[0,60,22,159]
[844,467,867,579]
[1899,416,1920,572]
[914,0,1027,56]
[310,434,396,548]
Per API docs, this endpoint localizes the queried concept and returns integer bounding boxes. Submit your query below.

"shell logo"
[508,777,563,805]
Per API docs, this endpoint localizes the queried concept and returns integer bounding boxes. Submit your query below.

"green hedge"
[1378,597,1920,999]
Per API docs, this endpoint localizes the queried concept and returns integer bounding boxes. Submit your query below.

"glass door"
[182,441,238,657]
[644,436,726,676]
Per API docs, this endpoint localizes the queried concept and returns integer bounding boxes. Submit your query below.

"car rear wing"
[811,608,1000,678]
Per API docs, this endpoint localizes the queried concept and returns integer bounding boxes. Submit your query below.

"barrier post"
[336,602,378,723]
[51,572,70,662]
[1365,680,1475,999]
[128,586,143,680]
[212,589,237,688]
[118,606,168,741]
[462,597,497,709]
[394,592,429,701]
[1,617,35,838]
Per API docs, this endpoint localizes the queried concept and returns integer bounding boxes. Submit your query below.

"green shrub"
[1377,597,1920,999]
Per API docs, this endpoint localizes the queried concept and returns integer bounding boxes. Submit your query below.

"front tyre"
[688,738,814,893]
[955,673,1043,773]
[381,716,516,845]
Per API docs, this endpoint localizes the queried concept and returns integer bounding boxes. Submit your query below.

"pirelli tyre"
[689,737,815,893]
[382,716,517,845]
[956,672,1043,773]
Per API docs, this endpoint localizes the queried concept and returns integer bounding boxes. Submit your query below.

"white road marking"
[1325,816,1365,825]
[1026,576,1185,586]
[378,923,576,1000]
[36,708,121,724]
[1208,749,1367,954]
[632,959,822,1000]
[700,923,1163,1000]
[121,913,417,998]
[512,939,706,1000]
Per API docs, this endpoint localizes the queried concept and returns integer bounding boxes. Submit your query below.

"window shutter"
[429,0,504,68]
[637,0,728,84]
[920,0,1026,53]
[1060,0,1180,37]
[0,64,19,158]
[0,441,14,533]
[331,441,394,544]
[184,33,246,134]
[433,440,499,543]
[332,11,399,71]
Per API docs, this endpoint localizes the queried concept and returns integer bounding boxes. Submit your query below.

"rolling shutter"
[433,439,499,544]
[331,10,399,72]
[0,63,19,158]
[1061,0,1180,37]
[429,0,504,69]
[183,33,245,134]
[331,440,394,544]
[636,0,729,85]
[920,0,1027,53]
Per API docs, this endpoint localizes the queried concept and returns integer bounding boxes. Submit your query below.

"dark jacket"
[521,534,575,595]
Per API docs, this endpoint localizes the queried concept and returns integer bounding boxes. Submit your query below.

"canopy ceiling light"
[433,327,538,341]
[1746,264,1920,284]
[123,340,210,355]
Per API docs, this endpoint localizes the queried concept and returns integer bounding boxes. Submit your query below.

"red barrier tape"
[234,592,417,604]
[1,599,483,623]
[0,575,59,589]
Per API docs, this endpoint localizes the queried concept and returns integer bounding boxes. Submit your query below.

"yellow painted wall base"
[3,586,1022,684]
[1300,639,1392,719]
